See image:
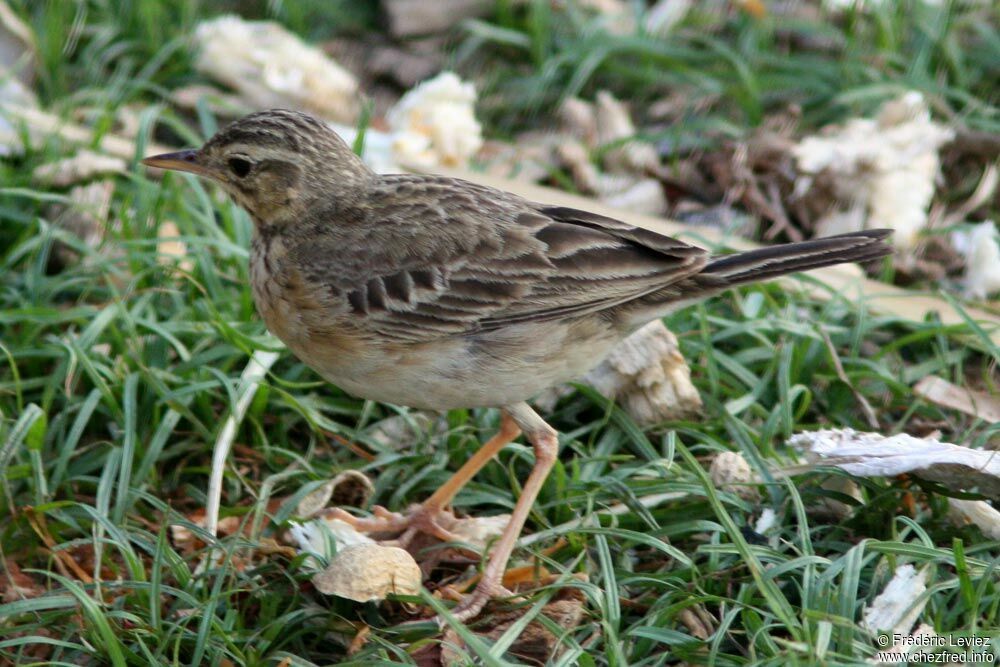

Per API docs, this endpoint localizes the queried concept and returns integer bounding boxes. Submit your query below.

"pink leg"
[442,402,559,624]
[327,413,522,544]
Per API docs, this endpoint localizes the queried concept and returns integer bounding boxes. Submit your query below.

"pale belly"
[250,246,624,409]
[281,317,622,410]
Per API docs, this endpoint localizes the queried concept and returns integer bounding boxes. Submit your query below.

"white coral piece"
[792,92,953,258]
[386,71,483,169]
[952,220,1000,300]
[192,15,359,124]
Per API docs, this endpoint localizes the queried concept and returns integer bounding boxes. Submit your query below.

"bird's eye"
[227,157,252,178]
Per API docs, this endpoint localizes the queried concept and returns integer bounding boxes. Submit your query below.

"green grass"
[460,0,999,139]
[1,1,999,665]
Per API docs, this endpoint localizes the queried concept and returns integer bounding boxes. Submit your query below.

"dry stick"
[202,349,280,563]
[819,328,880,429]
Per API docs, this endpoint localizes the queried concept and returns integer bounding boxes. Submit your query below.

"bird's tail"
[700,229,893,287]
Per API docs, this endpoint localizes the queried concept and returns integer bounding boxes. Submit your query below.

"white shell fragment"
[947,499,1000,540]
[324,71,483,174]
[788,428,1000,497]
[753,508,777,535]
[595,90,660,175]
[449,514,510,550]
[295,470,375,518]
[862,564,928,635]
[387,71,483,169]
[951,220,1000,300]
[192,15,360,124]
[312,543,421,602]
[792,92,954,257]
[287,518,376,571]
[582,320,703,425]
[709,451,760,502]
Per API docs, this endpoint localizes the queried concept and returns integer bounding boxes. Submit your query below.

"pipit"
[144,109,891,621]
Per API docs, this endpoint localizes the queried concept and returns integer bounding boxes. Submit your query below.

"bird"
[143,108,892,622]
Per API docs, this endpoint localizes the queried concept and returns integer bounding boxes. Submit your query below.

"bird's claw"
[326,503,463,547]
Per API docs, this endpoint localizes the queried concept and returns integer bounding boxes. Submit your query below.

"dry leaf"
[48,180,115,269]
[156,221,193,273]
[0,558,45,603]
[913,374,1000,423]
[448,514,510,551]
[558,98,598,146]
[601,178,668,215]
[170,84,253,118]
[677,606,712,640]
[364,412,444,451]
[595,90,661,175]
[383,0,494,38]
[312,543,421,602]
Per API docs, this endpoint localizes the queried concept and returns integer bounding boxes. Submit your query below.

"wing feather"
[288,176,708,342]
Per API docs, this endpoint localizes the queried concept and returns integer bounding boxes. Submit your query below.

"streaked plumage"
[143,109,892,621]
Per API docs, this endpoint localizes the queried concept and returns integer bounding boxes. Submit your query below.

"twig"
[203,348,280,559]
[819,328,879,429]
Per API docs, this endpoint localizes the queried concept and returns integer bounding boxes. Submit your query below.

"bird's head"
[142,109,375,228]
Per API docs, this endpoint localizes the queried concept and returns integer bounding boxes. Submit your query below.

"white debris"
[449,514,510,551]
[825,0,943,9]
[192,15,359,124]
[312,543,422,602]
[295,470,374,518]
[709,451,760,502]
[788,429,1000,497]
[156,221,193,273]
[600,177,668,216]
[583,320,703,425]
[386,71,483,169]
[947,499,1000,540]
[754,508,778,534]
[644,0,694,36]
[287,517,376,571]
[32,149,127,186]
[952,221,1000,300]
[863,565,928,635]
[792,92,954,258]
[595,90,660,175]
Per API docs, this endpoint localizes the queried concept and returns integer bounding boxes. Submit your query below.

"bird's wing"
[288,176,708,343]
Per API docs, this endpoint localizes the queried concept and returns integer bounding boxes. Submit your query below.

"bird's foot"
[326,503,464,548]
[438,581,517,625]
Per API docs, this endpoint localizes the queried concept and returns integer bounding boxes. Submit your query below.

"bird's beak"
[141,149,214,177]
